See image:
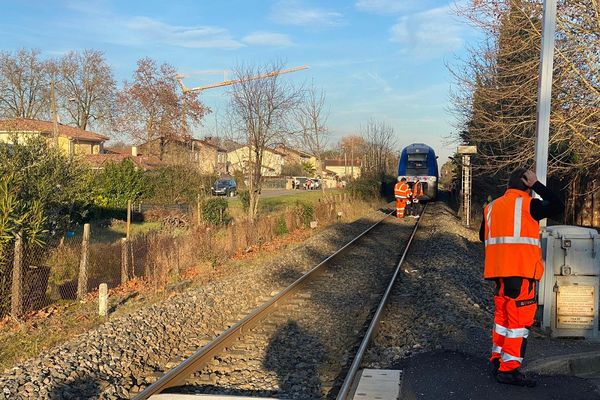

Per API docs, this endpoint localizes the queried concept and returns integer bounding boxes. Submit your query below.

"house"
[324,159,362,179]
[227,145,285,177]
[138,137,227,175]
[275,145,318,170]
[0,118,108,156]
[195,139,228,175]
[83,147,164,171]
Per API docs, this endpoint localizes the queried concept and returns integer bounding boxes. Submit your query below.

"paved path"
[398,351,599,400]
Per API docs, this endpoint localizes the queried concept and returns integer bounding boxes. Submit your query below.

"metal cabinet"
[539,225,600,338]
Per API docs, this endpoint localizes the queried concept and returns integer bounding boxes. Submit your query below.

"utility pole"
[51,79,59,148]
[534,0,557,226]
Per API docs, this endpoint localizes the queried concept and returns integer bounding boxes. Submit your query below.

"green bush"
[202,198,230,226]
[346,176,381,201]
[239,190,250,212]
[275,216,288,236]
[93,159,147,209]
[146,165,216,204]
[298,203,314,227]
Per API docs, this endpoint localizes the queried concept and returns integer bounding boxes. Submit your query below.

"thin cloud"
[355,0,437,15]
[125,17,244,49]
[390,6,463,59]
[242,32,292,46]
[270,0,344,27]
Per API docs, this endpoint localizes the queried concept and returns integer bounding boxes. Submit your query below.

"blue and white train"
[397,143,439,200]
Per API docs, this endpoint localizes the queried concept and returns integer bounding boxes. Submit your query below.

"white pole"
[533,0,557,187]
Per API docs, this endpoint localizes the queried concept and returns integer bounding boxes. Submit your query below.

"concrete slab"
[150,395,280,400]
[397,350,600,400]
[352,369,401,400]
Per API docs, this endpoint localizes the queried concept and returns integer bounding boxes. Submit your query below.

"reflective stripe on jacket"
[394,182,411,199]
[483,189,544,280]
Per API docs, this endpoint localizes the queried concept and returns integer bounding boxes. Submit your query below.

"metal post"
[534,0,557,188]
[462,155,472,227]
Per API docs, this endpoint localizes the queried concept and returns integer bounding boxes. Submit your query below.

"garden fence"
[1,194,353,319]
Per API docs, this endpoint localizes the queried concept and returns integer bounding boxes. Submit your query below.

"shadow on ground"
[398,351,599,400]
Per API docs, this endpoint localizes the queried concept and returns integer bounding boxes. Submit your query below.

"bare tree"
[0,49,51,119]
[57,50,116,131]
[451,0,600,179]
[339,135,366,179]
[295,83,329,179]
[228,62,302,221]
[113,57,208,152]
[360,119,398,177]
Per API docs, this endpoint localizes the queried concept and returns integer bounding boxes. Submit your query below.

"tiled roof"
[193,139,227,152]
[324,159,362,167]
[83,154,164,171]
[276,145,314,158]
[0,118,109,142]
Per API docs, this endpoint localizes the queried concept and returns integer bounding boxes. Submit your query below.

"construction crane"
[176,65,309,94]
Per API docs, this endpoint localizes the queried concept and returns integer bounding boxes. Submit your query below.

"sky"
[0,0,481,163]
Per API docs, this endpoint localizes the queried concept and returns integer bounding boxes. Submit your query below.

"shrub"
[239,190,250,212]
[202,198,231,226]
[93,158,147,209]
[275,216,288,236]
[146,165,216,204]
[298,202,315,227]
[346,176,381,201]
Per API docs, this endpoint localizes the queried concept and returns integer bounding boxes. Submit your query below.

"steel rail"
[335,203,428,400]
[135,208,395,400]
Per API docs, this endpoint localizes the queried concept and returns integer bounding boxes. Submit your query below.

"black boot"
[490,359,500,376]
[496,369,536,387]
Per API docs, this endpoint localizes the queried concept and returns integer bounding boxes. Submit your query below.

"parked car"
[292,176,308,190]
[212,179,237,197]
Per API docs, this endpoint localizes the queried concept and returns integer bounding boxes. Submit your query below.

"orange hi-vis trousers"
[491,277,537,372]
[396,198,407,218]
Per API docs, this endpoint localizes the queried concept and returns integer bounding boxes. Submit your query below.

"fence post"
[121,238,129,284]
[98,283,108,317]
[11,232,24,317]
[77,223,90,299]
[126,200,132,239]
[197,194,201,226]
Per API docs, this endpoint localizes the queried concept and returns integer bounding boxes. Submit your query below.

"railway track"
[136,204,427,400]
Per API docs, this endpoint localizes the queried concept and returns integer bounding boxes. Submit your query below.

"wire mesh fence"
[1,194,353,319]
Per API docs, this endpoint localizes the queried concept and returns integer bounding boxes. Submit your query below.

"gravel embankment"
[0,209,389,400]
[175,216,416,399]
[364,202,493,368]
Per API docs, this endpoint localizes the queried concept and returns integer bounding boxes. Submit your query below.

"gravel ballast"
[364,201,493,367]
[0,208,390,400]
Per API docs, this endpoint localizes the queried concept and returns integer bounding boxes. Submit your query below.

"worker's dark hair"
[400,177,406,182]
[508,167,528,191]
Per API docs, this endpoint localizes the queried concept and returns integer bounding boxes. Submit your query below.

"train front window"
[407,153,428,175]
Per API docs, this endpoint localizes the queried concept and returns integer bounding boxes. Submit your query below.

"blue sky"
[0,0,479,163]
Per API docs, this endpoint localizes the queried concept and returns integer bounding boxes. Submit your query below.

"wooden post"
[197,194,201,226]
[126,200,132,240]
[98,283,108,317]
[11,233,24,317]
[77,223,90,299]
[121,238,129,284]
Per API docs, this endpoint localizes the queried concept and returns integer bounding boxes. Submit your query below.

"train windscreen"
[406,153,429,176]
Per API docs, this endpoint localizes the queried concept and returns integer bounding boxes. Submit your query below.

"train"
[397,143,439,200]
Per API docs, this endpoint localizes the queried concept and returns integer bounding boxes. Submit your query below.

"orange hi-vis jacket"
[395,182,411,199]
[413,181,424,202]
[483,189,544,280]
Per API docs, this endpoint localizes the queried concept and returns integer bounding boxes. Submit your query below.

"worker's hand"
[521,170,538,188]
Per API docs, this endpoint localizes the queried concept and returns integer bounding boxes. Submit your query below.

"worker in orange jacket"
[394,177,411,218]
[480,169,563,387]
[410,179,424,217]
